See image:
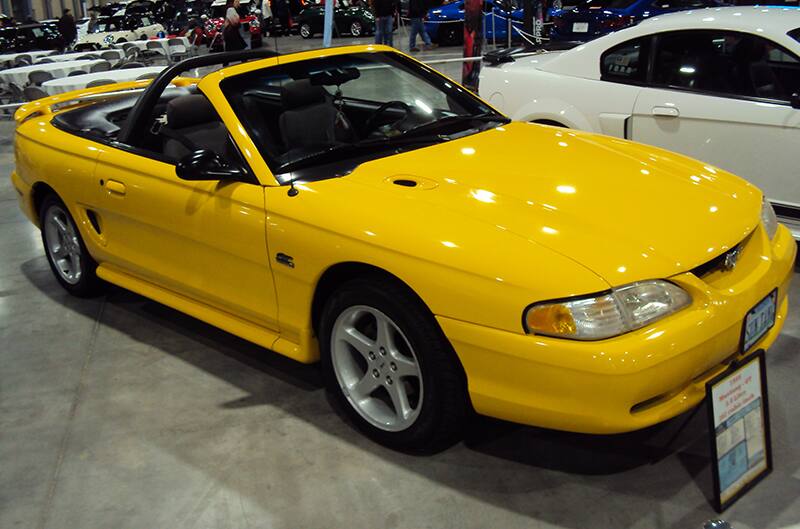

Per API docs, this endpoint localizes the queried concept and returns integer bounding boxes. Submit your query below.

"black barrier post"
[462,0,483,92]
[523,0,533,37]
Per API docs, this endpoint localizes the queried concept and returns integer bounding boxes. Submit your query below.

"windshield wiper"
[275,134,445,174]
[399,112,509,138]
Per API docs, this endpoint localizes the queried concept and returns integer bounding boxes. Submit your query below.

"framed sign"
[706,350,772,513]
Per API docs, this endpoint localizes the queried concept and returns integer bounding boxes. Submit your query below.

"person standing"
[58,9,77,49]
[223,0,247,51]
[370,0,395,47]
[408,0,435,52]
[260,0,273,36]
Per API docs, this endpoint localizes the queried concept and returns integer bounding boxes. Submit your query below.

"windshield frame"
[219,50,507,184]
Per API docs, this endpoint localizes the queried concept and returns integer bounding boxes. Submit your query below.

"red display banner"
[461,0,483,92]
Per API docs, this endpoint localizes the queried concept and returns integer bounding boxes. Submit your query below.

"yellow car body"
[10,45,795,435]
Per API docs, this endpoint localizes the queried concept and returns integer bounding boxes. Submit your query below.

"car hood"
[346,122,760,286]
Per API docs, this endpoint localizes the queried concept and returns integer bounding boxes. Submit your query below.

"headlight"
[761,197,778,240]
[523,280,691,340]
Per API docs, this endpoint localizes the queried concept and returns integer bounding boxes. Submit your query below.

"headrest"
[166,94,218,129]
[281,79,327,110]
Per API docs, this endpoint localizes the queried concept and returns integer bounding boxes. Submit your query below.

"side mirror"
[176,150,246,181]
[791,92,800,110]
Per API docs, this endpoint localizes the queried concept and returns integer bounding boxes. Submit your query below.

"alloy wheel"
[330,305,423,432]
[43,205,83,285]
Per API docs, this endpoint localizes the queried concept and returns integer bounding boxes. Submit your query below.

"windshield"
[93,18,121,32]
[221,51,507,182]
[791,28,800,45]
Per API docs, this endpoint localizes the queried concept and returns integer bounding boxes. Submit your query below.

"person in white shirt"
[223,0,247,50]
[260,0,273,36]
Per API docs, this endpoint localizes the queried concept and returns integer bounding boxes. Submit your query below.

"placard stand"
[705,350,772,513]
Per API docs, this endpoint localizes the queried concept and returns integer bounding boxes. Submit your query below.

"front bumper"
[438,223,796,434]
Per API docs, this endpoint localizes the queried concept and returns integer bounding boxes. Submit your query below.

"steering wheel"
[362,100,410,136]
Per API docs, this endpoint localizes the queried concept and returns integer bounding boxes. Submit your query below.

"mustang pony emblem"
[723,246,743,271]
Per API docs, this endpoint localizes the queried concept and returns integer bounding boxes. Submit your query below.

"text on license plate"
[743,290,777,352]
[573,22,589,33]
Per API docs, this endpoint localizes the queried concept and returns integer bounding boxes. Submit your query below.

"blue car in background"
[425,0,525,45]
[550,0,724,41]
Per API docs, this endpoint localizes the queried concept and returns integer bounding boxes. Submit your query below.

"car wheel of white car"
[350,21,362,37]
[319,277,469,452]
[39,194,101,297]
[300,23,312,38]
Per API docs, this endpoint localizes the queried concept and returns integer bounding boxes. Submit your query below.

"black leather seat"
[162,94,233,161]
[278,79,355,154]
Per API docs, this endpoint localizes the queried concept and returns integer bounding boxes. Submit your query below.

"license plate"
[742,290,777,352]
[573,22,589,33]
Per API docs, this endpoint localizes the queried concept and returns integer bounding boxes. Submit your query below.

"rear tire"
[39,194,101,297]
[350,20,363,37]
[319,277,468,452]
[300,23,312,38]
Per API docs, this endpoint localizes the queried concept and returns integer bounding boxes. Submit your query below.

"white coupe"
[480,7,800,235]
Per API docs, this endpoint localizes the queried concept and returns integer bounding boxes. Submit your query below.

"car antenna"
[287,178,299,197]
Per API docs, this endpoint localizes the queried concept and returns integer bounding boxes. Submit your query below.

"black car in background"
[168,0,212,36]
[293,0,375,39]
[0,22,64,53]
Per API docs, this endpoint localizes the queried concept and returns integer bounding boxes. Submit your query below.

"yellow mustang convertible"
[11,46,795,450]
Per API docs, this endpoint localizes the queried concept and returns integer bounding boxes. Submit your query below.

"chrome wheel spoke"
[51,244,68,258]
[351,372,381,399]
[337,326,375,361]
[387,380,413,421]
[52,215,68,235]
[376,316,396,352]
[391,354,418,378]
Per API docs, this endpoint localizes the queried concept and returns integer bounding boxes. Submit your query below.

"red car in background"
[206,0,263,50]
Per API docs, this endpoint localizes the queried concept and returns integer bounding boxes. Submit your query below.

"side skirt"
[96,264,314,364]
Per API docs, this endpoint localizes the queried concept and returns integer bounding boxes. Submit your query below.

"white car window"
[601,37,649,83]
[652,30,800,103]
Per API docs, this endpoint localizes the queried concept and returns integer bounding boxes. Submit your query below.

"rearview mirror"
[176,150,246,181]
[791,92,800,110]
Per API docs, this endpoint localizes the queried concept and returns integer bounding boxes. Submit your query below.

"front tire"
[350,20,363,37]
[39,195,101,297]
[320,277,468,452]
[299,23,312,38]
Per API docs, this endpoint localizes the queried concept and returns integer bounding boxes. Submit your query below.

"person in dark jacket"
[407,0,435,51]
[58,9,77,47]
[370,0,395,46]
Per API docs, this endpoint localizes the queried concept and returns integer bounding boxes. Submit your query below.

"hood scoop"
[386,174,438,190]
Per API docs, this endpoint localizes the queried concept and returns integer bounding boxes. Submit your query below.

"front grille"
[691,235,749,278]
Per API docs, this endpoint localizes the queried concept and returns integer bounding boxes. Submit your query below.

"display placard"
[706,350,772,513]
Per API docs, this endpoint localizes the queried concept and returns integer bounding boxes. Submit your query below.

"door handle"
[652,106,680,117]
[105,179,127,196]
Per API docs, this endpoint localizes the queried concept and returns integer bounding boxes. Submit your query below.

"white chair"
[90,61,112,73]
[140,41,167,65]
[167,38,189,63]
